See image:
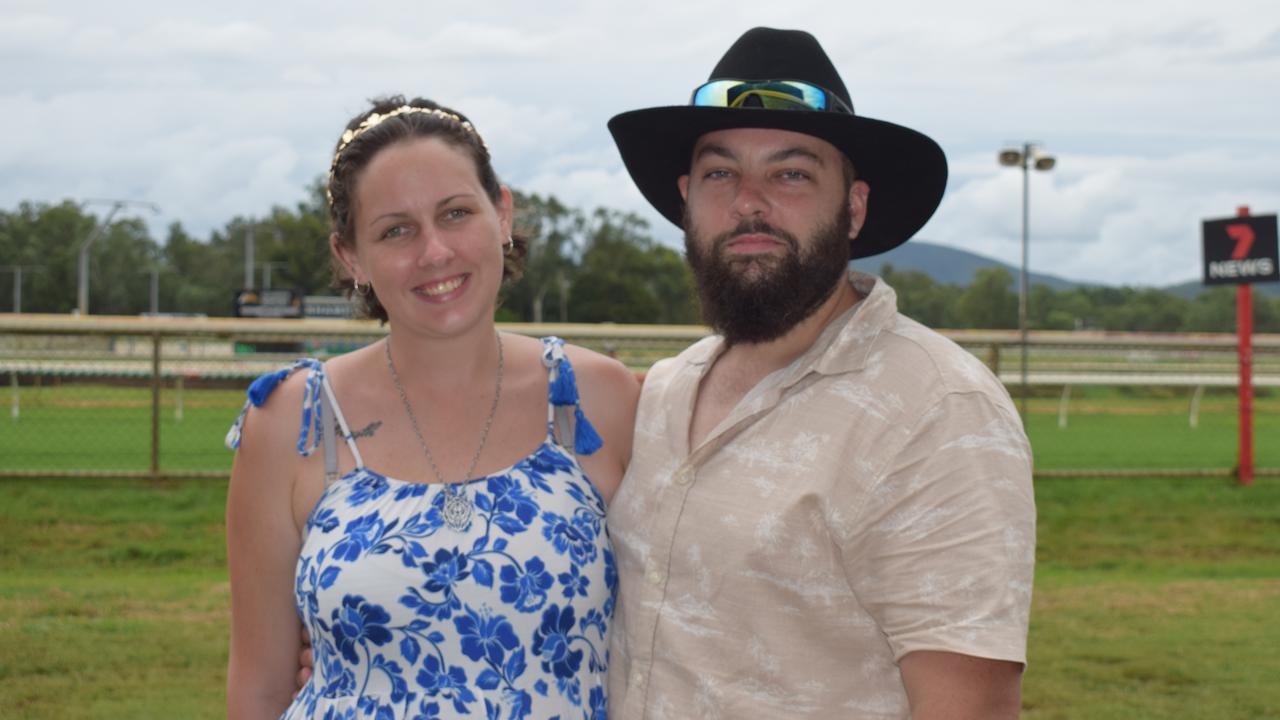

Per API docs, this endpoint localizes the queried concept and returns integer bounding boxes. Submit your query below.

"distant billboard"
[1202,214,1279,286]
[303,295,357,319]
[233,288,303,318]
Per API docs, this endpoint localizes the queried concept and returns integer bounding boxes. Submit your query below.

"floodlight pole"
[139,266,161,315]
[77,199,160,315]
[999,142,1055,421]
[1018,148,1030,419]
[244,225,255,289]
[3,265,42,313]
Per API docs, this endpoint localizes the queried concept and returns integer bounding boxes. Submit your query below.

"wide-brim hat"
[608,27,948,259]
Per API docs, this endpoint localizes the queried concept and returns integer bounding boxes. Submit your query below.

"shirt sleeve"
[840,389,1036,664]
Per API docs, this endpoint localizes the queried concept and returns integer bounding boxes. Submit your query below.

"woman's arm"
[225,377,308,719]
[563,345,641,504]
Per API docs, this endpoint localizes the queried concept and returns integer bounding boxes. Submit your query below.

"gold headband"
[326,105,486,203]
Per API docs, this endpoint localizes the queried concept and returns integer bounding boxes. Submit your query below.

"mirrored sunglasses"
[690,79,853,114]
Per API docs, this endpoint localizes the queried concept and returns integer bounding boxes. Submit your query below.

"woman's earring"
[503,236,514,256]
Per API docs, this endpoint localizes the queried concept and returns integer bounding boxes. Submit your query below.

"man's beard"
[684,204,852,345]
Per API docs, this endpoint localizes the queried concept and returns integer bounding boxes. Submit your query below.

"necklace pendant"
[442,487,473,531]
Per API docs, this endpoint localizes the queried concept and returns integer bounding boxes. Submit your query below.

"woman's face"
[334,136,512,338]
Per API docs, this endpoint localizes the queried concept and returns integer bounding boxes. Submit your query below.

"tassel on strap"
[573,406,603,455]
[247,367,291,407]
[549,355,580,406]
[541,336,602,457]
[225,359,325,455]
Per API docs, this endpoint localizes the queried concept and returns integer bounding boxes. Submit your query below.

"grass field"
[4,384,1280,475]
[2,385,1279,718]
[1,385,243,472]
[2,477,1278,718]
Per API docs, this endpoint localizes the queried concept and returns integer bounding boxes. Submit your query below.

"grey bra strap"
[321,389,339,486]
[554,404,576,457]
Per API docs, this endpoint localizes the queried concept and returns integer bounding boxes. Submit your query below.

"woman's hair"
[326,94,527,321]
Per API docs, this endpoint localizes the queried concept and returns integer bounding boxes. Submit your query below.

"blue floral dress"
[226,337,615,720]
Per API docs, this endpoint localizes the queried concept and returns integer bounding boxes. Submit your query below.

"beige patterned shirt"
[607,272,1036,719]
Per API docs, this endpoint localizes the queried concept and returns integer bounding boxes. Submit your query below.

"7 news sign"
[1202,214,1279,285]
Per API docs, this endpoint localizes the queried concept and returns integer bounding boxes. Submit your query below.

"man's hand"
[294,626,313,698]
[900,650,1023,720]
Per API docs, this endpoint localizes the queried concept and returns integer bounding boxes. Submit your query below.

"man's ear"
[678,175,691,202]
[330,233,363,284]
[848,180,870,239]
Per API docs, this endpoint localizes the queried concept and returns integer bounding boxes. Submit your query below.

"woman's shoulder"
[229,358,326,452]
[559,341,641,400]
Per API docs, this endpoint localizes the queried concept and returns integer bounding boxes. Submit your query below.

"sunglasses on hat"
[691,79,853,114]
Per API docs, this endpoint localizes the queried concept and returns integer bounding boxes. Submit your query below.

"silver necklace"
[385,333,504,532]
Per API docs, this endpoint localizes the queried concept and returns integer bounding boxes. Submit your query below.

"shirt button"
[674,469,693,486]
[647,570,664,586]
[632,671,646,687]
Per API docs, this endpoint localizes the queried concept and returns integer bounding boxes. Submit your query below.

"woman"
[225,96,639,719]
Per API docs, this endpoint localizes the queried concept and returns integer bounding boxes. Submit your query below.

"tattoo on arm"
[339,420,382,439]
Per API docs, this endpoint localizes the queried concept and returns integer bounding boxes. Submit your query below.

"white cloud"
[2,0,1278,291]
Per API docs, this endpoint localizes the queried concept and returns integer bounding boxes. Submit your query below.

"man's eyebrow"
[691,144,825,166]
[767,147,824,165]
[692,143,736,163]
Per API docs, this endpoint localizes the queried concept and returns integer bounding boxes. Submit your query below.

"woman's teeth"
[421,276,464,296]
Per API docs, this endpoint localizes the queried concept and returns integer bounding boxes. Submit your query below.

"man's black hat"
[608,27,948,258]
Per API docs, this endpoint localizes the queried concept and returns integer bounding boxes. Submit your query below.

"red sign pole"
[1236,205,1254,486]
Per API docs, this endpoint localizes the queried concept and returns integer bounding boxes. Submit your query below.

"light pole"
[998,143,1055,419]
[257,261,290,290]
[2,265,43,313]
[139,265,164,315]
[77,199,160,315]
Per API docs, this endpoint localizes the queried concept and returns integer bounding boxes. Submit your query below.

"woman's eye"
[444,207,473,221]
[381,225,409,240]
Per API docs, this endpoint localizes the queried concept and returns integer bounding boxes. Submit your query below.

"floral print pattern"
[231,338,613,719]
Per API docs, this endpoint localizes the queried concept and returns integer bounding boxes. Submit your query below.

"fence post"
[9,371,17,420]
[175,374,184,422]
[151,333,161,478]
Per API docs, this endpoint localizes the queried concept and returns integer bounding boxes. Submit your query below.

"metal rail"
[4,314,1279,480]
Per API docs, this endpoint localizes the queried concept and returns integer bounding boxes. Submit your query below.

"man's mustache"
[712,219,799,253]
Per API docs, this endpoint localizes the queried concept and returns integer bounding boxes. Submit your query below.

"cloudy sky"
[4,0,1278,287]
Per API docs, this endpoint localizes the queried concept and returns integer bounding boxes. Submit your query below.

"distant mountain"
[850,240,1280,298]
[850,240,1082,291]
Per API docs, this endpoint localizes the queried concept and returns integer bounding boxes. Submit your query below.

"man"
[604,27,1036,719]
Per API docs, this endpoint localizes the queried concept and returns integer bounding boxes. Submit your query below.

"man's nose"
[731,176,770,219]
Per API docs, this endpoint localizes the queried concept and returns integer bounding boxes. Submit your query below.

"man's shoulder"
[866,313,1008,400]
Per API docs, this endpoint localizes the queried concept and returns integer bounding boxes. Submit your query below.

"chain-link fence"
[0,315,706,478]
[3,315,1279,478]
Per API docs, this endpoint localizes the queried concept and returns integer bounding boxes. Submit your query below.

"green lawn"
[3,384,1279,717]
[1025,387,1280,472]
[4,384,1279,476]
[2,475,1278,718]
[0,479,229,718]
[1028,476,1280,719]
[1,385,242,473]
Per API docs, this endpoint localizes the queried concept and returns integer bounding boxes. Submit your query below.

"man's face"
[678,127,870,344]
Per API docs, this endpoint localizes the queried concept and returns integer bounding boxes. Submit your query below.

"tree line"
[1,181,1275,333]
[0,181,699,325]
[877,265,1279,333]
